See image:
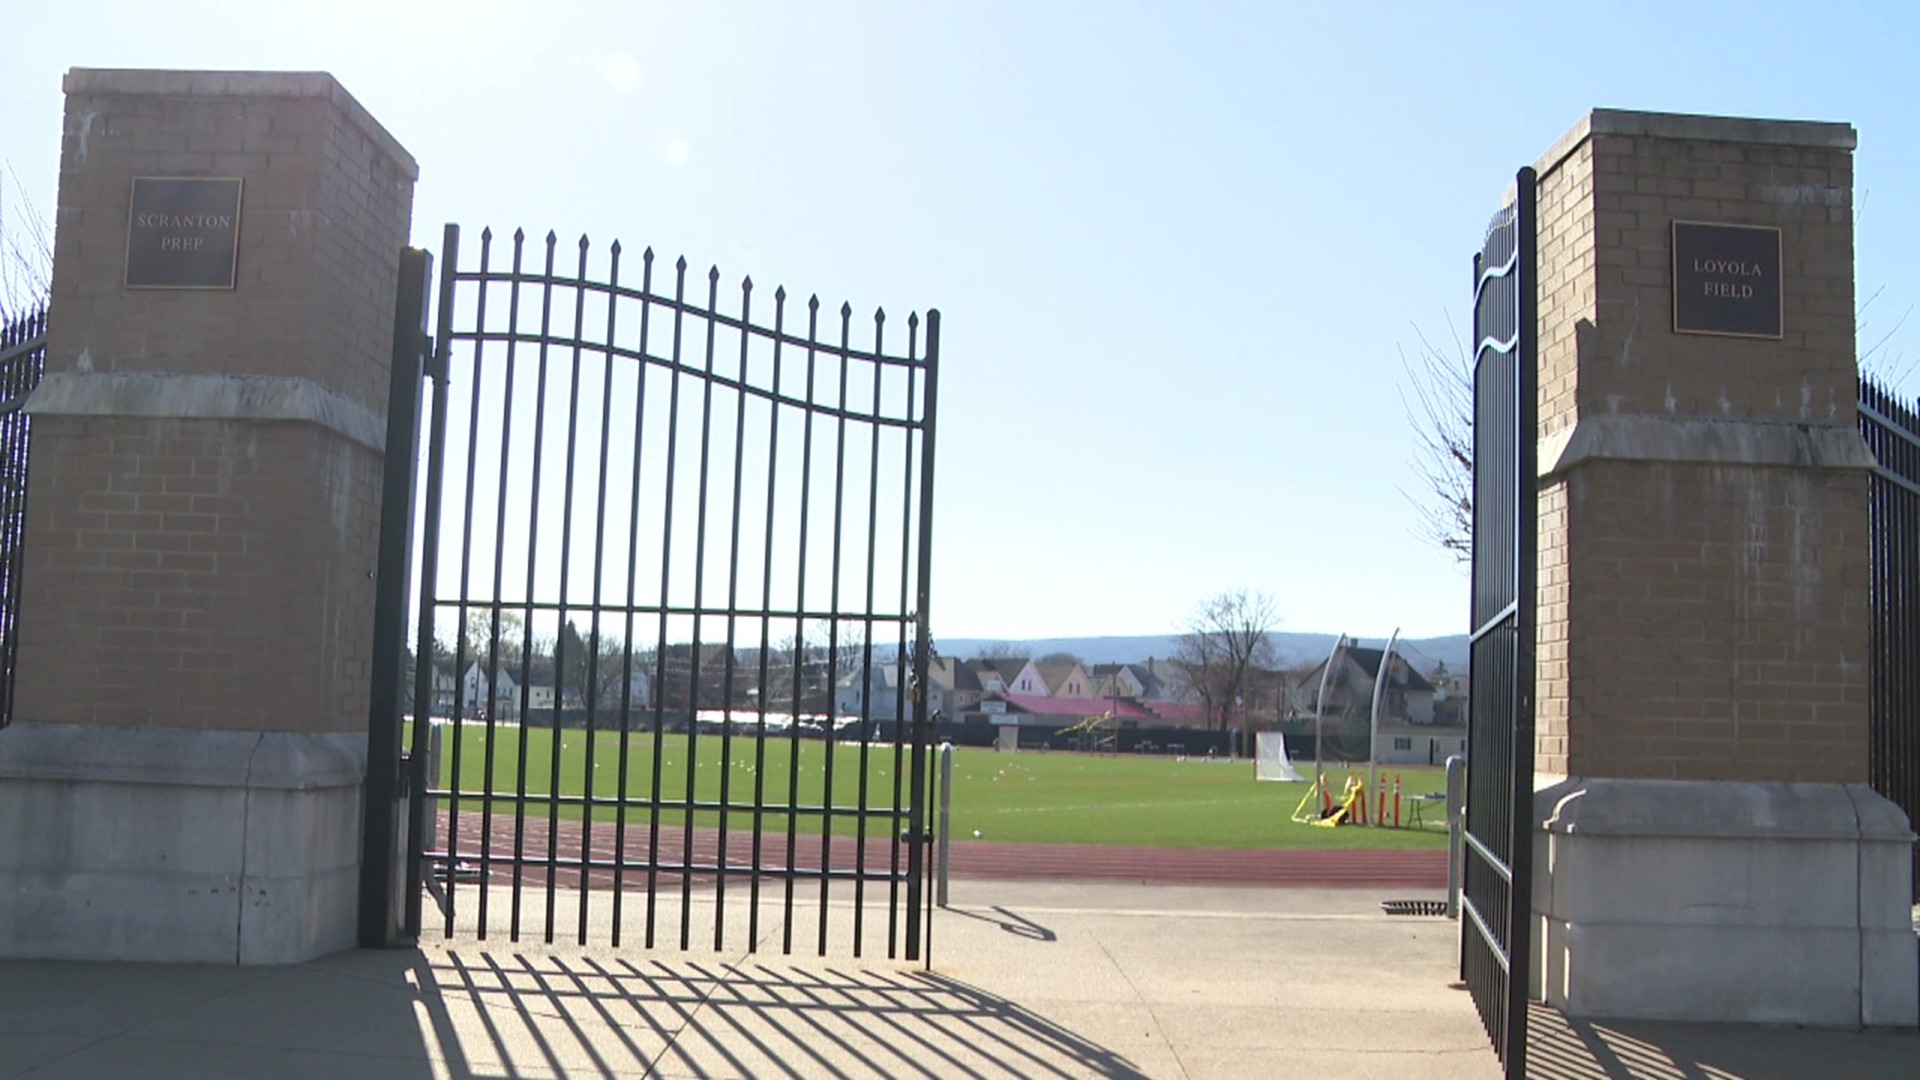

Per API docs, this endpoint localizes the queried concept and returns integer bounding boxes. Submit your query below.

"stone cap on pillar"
[1502,108,1858,207]
[62,68,418,180]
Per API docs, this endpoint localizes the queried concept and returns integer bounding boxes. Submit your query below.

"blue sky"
[5,1,1918,642]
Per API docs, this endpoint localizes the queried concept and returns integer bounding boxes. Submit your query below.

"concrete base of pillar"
[0,724,366,964]
[1531,777,1918,1028]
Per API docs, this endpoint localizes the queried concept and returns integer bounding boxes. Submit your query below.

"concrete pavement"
[0,882,1913,1078]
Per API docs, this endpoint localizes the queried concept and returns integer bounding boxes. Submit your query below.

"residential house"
[1427,662,1467,728]
[926,656,981,716]
[462,660,519,720]
[610,668,652,715]
[973,657,1045,697]
[835,662,899,719]
[1135,658,1189,703]
[1035,659,1094,699]
[1290,645,1449,764]
[425,661,458,718]
[1090,663,1147,699]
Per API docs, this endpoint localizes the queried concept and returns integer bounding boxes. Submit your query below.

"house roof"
[927,656,981,692]
[996,694,1157,718]
[1033,660,1084,692]
[972,658,1032,683]
[1139,700,1205,723]
[1294,647,1436,693]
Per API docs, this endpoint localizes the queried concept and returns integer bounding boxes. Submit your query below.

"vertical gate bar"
[714,274,753,951]
[1908,395,1916,902]
[508,229,554,944]
[0,324,10,726]
[1900,395,1908,899]
[784,296,822,956]
[646,255,690,949]
[1873,388,1885,834]
[1467,230,1492,1013]
[478,228,512,940]
[402,231,457,941]
[579,242,621,941]
[1877,397,1889,888]
[1899,399,1913,898]
[0,328,9,725]
[1866,392,1878,824]
[1910,407,1918,901]
[905,309,940,962]
[681,265,723,952]
[612,245,653,947]
[819,301,855,956]
[750,287,788,952]
[889,313,921,959]
[1893,403,1900,897]
[922,731,937,968]
[447,231,496,938]
[1897,401,1903,894]
[0,306,40,730]
[357,242,433,948]
[543,235,589,944]
[852,309,886,958]
[1505,166,1538,1080]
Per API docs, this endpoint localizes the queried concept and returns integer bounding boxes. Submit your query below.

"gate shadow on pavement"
[934,905,1058,943]
[407,946,1148,1079]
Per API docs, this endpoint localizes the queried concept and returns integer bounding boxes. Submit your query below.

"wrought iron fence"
[1464,170,1536,1080]
[398,225,940,960]
[0,306,46,730]
[1858,377,1920,902]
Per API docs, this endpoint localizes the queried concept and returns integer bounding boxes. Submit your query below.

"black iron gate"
[0,306,46,731]
[1858,378,1920,903]
[1464,169,1536,1078]
[369,225,940,960]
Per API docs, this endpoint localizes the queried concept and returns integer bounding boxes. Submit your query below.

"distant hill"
[934,632,1469,674]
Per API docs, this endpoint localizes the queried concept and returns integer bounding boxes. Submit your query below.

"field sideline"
[415,720,1449,852]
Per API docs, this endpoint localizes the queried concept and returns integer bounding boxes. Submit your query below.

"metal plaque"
[1671,221,1782,339]
[125,177,243,289]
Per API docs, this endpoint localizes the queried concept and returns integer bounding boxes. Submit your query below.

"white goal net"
[1255,732,1304,782]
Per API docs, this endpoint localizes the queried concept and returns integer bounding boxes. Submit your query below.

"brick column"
[0,70,415,963]
[1523,110,1914,1027]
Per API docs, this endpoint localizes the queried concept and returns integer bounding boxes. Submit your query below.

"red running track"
[431,810,1447,890]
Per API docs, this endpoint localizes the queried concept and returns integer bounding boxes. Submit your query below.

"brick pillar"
[0,70,415,963]
[1524,110,1915,1027]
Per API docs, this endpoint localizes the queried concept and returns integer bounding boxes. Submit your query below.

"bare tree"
[1,164,52,321]
[1859,282,1917,389]
[1399,318,1473,563]
[1173,589,1279,734]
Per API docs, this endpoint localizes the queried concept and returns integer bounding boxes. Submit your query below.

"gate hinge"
[423,334,447,384]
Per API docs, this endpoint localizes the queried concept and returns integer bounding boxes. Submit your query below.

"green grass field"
[416,720,1448,851]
